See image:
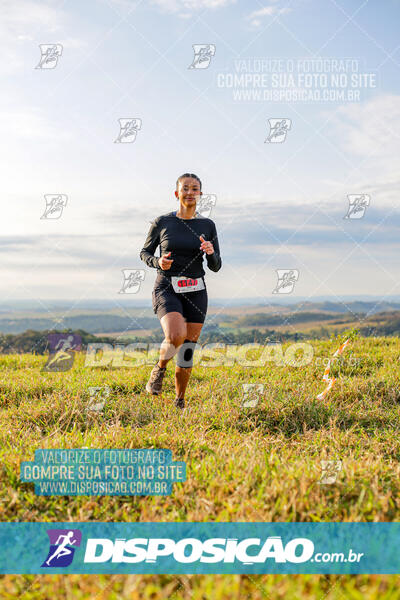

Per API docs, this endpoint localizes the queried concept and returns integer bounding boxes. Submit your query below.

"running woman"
[140,173,222,408]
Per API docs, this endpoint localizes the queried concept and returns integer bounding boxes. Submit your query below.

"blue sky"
[1,0,400,309]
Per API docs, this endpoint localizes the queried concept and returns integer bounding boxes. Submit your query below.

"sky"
[1,0,400,312]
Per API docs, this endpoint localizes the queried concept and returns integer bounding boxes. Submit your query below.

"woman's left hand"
[200,236,214,255]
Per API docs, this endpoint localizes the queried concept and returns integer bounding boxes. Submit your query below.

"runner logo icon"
[264,118,292,143]
[188,44,216,69]
[41,529,82,568]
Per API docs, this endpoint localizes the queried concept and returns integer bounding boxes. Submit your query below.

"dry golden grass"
[0,334,399,597]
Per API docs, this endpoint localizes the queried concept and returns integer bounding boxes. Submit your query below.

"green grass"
[1,335,400,597]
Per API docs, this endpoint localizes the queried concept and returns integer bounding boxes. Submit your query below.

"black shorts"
[152,273,208,324]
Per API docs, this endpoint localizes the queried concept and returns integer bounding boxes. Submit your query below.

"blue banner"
[20,449,186,496]
[0,522,399,574]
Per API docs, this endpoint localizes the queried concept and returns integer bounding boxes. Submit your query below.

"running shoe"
[175,397,185,409]
[145,364,166,395]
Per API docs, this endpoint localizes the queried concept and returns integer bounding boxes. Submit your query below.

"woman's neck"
[176,204,196,219]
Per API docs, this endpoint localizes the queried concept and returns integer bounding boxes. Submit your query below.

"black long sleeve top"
[140,211,222,278]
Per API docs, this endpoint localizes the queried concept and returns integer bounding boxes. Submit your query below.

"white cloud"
[326,94,400,205]
[333,94,400,160]
[246,3,291,27]
[0,0,61,31]
[0,107,73,142]
[0,1,61,72]
[150,0,236,18]
[0,0,85,73]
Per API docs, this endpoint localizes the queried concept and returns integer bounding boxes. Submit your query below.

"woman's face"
[175,177,202,209]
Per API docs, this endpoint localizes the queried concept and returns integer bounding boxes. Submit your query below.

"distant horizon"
[2,295,400,311]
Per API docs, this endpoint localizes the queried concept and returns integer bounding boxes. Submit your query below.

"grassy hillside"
[0,334,399,597]
[2,302,400,338]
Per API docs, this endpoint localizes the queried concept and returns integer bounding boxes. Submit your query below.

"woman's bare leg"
[158,312,187,368]
[175,322,203,400]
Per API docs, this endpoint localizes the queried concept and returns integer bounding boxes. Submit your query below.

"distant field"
[221,318,363,335]
[93,329,155,338]
[1,302,400,337]
[1,334,400,597]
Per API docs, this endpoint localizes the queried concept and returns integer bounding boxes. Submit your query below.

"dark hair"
[176,173,202,192]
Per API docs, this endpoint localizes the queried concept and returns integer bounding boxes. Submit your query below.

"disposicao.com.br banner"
[1,522,399,574]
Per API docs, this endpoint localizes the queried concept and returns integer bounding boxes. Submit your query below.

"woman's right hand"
[158,252,174,270]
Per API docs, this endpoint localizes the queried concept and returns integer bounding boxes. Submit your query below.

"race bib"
[171,276,205,293]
